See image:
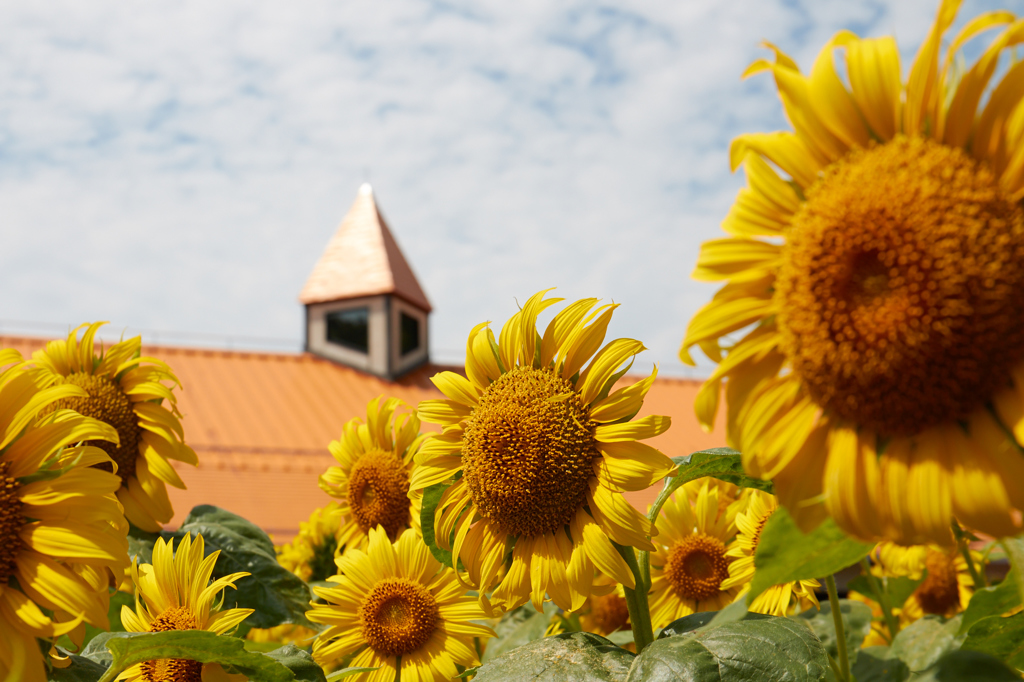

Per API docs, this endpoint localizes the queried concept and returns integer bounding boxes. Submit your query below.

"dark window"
[400,312,420,356]
[326,307,369,353]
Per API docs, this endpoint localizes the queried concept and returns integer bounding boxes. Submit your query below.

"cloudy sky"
[0,0,1011,374]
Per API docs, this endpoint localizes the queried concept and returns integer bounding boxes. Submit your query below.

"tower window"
[326,307,369,353]
[400,312,420,356]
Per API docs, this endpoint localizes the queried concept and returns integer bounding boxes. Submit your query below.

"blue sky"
[0,0,1014,374]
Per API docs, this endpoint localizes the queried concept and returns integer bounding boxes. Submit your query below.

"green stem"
[952,521,987,589]
[613,542,655,653]
[859,558,899,640]
[825,575,850,682]
[960,542,987,589]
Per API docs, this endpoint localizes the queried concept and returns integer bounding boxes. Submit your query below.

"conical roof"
[299,184,432,311]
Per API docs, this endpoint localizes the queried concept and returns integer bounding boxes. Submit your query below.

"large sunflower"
[680,0,1024,545]
[307,526,495,681]
[31,323,198,532]
[413,290,673,613]
[118,533,253,682]
[0,353,129,682]
[318,397,426,548]
[649,479,741,629]
[720,490,819,616]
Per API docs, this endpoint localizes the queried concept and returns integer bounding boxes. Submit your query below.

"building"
[0,185,726,542]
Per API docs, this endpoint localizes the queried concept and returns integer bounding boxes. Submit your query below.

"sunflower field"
[6,0,1024,680]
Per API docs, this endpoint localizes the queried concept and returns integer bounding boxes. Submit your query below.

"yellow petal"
[577,339,645,406]
[903,0,961,135]
[729,132,820,189]
[595,415,671,443]
[823,425,882,542]
[680,296,773,366]
[846,36,901,140]
[465,322,500,387]
[15,551,108,629]
[430,371,480,408]
[692,238,781,282]
[595,440,673,492]
[809,31,871,148]
[590,368,657,424]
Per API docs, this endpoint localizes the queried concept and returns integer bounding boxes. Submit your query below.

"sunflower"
[649,479,741,628]
[720,490,819,616]
[680,0,1024,545]
[0,353,130,682]
[277,502,344,583]
[118,533,253,682]
[579,577,631,638]
[31,322,198,533]
[875,542,979,620]
[318,397,426,550]
[851,541,981,644]
[413,290,673,613]
[307,526,495,681]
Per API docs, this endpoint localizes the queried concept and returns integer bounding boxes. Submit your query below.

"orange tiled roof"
[1,335,727,542]
[299,184,432,312]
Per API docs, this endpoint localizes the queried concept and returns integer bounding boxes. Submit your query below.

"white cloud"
[0,0,1010,372]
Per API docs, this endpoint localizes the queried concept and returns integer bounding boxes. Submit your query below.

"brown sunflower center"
[776,136,1024,436]
[0,461,24,584]
[55,373,142,485]
[142,607,201,682]
[347,450,410,539]
[914,550,961,616]
[665,532,730,602]
[589,592,630,635]
[359,577,439,658]
[462,366,598,538]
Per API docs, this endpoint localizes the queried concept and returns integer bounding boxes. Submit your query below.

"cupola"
[300,184,431,379]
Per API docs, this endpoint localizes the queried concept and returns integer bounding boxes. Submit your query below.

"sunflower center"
[347,450,410,539]
[0,461,24,584]
[56,373,142,485]
[914,550,961,616]
[665,533,730,602]
[590,592,630,635]
[358,577,439,658]
[142,607,201,682]
[776,136,1024,436]
[462,366,598,538]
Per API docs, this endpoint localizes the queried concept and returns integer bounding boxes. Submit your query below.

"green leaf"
[48,652,108,682]
[849,647,909,682]
[648,449,771,526]
[421,480,456,568]
[791,599,873,666]
[165,505,317,630]
[481,602,558,663]
[126,522,160,566]
[658,610,771,639]
[626,616,830,681]
[960,610,1024,668]
[958,575,1021,636]
[262,645,328,682]
[748,508,873,603]
[999,537,1024,615]
[326,668,379,681]
[95,630,296,682]
[705,596,749,628]
[888,615,964,674]
[606,631,635,647]
[81,633,134,667]
[474,632,634,681]
[910,650,1020,681]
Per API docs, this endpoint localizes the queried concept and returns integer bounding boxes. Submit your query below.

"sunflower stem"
[859,557,899,640]
[952,520,987,588]
[825,574,850,682]
[613,542,655,653]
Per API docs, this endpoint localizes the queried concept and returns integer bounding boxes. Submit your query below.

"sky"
[0,0,1014,375]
